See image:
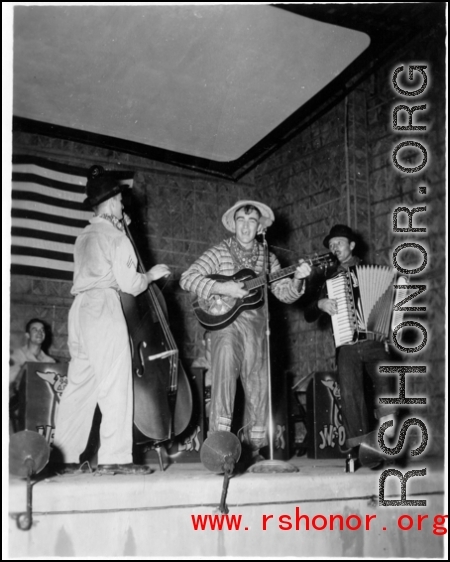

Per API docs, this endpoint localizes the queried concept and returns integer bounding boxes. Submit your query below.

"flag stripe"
[11,259,74,277]
[12,245,74,263]
[13,173,87,194]
[11,208,89,229]
[12,236,76,255]
[11,221,81,241]
[12,154,88,177]
[12,199,93,222]
[12,189,87,211]
[12,226,77,245]
[13,170,132,191]
[13,165,86,187]
[12,178,87,201]
[10,156,134,281]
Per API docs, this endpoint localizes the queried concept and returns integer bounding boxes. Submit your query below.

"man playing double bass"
[180,200,311,466]
[53,165,170,475]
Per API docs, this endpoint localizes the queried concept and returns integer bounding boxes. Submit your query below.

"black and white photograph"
[3,2,447,558]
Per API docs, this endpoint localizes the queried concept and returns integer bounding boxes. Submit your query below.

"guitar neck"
[243,253,334,290]
[244,265,298,290]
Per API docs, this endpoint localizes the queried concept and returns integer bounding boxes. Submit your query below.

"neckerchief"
[98,213,125,232]
[229,237,260,271]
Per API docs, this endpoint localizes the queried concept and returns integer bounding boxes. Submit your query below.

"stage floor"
[7,455,447,558]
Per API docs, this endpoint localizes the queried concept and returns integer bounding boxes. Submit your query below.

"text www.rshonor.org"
[191,508,448,534]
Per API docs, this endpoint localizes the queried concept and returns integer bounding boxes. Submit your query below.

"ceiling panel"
[13,5,369,162]
[10,3,444,179]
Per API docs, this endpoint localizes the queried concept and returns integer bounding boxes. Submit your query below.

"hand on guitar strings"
[146,264,171,284]
[212,280,249,299]
[294,259,312,280]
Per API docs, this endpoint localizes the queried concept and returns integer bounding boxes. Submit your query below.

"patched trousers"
[209,308,268,451]
[53,288,133,465]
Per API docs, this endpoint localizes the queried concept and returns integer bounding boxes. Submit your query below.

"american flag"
[10,155,133,281]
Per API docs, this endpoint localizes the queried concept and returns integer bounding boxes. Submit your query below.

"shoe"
[96,463,153,475]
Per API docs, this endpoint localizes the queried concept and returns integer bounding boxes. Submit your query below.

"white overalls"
[53,217,147,465]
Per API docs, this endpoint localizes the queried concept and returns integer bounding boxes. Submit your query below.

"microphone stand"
[262,231,274,460]
[247,231,298,473]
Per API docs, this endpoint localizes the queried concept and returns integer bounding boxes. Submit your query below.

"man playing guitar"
[180,200,311,466]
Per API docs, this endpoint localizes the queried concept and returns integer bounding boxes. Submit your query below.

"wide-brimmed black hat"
[323,224,356,248]
[83,165,131,208]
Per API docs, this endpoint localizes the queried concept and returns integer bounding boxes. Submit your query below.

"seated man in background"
[9,318,56,431]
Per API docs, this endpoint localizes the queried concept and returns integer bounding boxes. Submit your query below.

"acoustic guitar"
[192,253,335,330]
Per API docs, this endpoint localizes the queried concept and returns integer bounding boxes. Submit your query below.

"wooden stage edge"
[7,455,447,558]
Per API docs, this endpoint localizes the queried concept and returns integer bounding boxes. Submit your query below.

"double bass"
[120,217,193,448]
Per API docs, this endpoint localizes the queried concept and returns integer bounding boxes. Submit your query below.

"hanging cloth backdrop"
[10,155,133,281]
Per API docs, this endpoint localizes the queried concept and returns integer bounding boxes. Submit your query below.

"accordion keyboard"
[326,272,358,347]
[325,265,397,348]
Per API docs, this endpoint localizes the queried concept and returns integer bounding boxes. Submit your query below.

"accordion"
[326,265,406,348]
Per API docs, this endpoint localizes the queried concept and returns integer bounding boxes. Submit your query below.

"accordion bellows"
[326,265,400,348]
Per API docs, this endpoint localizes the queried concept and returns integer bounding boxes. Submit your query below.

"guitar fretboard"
[243,265,299,290]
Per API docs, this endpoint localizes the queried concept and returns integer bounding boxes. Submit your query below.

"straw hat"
[222,200,274,233]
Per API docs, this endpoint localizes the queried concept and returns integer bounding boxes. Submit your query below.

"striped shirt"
[179,237,304,303]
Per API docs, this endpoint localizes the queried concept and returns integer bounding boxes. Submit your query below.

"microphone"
[257,229,268,246]
[257,227,267,239]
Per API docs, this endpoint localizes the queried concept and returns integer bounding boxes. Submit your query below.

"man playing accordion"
[305,224,398,460]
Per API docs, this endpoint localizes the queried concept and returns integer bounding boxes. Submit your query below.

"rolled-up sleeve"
[112,236,148,296]
[269,253,305,304]
[271,278,305,303]
[180,247,222,300]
